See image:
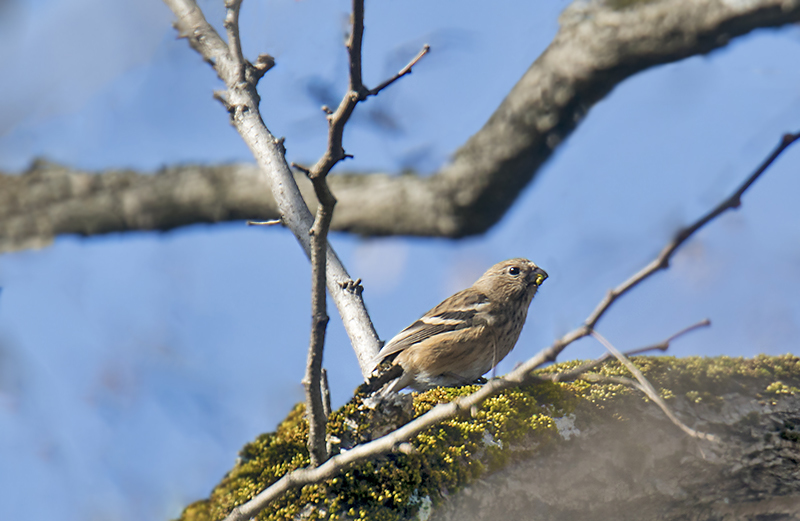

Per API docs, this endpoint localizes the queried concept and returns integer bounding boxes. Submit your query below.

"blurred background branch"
[2,0,800,253]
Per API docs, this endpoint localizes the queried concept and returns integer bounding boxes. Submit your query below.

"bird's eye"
[508,266,520,276]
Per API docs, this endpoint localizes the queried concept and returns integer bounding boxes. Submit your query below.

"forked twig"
[303,0,430,467]
[539,319,710,383]
[591,330,719,442]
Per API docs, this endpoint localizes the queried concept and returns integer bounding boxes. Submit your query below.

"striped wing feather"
[376,289,489,361]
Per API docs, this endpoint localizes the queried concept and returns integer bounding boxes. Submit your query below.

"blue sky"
[1,1,800,520]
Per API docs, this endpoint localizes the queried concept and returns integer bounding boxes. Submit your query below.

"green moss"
[178,355,800,521]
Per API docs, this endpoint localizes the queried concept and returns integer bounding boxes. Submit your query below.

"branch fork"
[302,0,429,468]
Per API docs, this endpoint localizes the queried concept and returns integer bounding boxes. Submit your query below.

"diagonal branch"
[221,321,709,521]
[591,330,719,442]
[584,132,800,330]
[366,44,430,97]
[539,318,711,383]
[5,0,800,252]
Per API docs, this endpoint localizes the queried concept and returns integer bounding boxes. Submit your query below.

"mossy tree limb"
[178,355,800,521]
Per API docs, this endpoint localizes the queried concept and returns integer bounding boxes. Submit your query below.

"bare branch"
[302,0,425,463]
[632,318,712,355]
[223,0,245,83]
[6,1,800,248]
[320,368,332,419]
[591,330,720,442]
[223,353,542,521]
[366,44,430,97]
[162,0,383,378]
[303,0,358,468]
[303,153,338,466]
[166,0,230,69]
[290,162,311,176]
[347,0,365,96]
[304,189,332,465]
[584,132,800,331]
[539,319,711,383]
[223,318,710,520]
[309,0,372,179]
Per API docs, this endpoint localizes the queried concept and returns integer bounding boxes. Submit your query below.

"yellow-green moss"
[765,381,800,395]
[178,355,800,521]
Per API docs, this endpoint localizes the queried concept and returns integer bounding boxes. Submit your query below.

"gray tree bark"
[431,391,800,521]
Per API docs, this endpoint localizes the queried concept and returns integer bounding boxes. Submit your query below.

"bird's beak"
[529,267,548,286]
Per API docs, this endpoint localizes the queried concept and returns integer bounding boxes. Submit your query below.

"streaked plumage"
[374,258,547,393]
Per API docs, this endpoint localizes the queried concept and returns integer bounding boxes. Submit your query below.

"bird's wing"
[375,289,489,361]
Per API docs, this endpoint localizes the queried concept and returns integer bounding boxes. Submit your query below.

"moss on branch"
[178,355,800,521]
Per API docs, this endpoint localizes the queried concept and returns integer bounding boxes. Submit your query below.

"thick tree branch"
[3,0,800,250]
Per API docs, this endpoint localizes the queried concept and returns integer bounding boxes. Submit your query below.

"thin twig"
[347,0,365,95]
[533,132,800,365]
[303,137,338,467]
[303,195,332,466]
[301,0,361,469]
[321,368,332,419]
[290,162,311,176]
[304,0,408,467]
[247,219,282,226]
[539,318,711,383]
[584,132,800,331]
[367,44,431,97]
[591,330,719,442]
[221,134,796,521]
[310,1,430,178]
[631,318,711,354]
[309,0,365,178]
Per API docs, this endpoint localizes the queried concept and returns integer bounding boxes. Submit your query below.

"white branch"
[163,0,381,377]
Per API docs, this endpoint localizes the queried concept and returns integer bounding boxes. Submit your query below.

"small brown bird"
[374,258,547,393]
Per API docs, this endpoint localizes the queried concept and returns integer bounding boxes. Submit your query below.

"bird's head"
[474,258,548,303]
